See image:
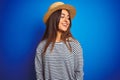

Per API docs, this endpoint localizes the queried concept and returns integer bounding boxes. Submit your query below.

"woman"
[35,2,84,80]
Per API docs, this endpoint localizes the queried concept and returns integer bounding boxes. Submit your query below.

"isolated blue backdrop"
[0,0,120,80]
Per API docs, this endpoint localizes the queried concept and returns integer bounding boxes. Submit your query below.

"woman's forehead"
[61,9,70,15]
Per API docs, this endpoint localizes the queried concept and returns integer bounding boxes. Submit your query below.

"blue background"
[0,0,120,80]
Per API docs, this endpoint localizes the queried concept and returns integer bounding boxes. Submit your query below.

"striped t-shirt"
[35,39,84,80]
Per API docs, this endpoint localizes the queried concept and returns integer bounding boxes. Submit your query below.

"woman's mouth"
[62,23,68,27]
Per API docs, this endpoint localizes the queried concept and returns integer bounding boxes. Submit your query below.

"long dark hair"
[42,9,74,55]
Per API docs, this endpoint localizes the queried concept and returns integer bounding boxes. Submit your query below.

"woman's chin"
[62,29,67,32]
[61,28,68,31]
[58,28,67,32]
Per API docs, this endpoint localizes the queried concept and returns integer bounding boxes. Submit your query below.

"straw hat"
[43,2,76,23]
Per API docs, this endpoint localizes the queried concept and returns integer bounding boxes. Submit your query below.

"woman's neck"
[56,31,62,42]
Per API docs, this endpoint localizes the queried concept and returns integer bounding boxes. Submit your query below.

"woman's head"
[43,9,71,41]
[42,2,76,40]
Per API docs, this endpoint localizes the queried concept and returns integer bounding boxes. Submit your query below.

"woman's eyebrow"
[61,13,69,16]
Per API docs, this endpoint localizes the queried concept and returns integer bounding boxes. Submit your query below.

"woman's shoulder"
[67,37,82,48]
[67,37,80,43]
[36,40,46,50]
[68,38,83,55]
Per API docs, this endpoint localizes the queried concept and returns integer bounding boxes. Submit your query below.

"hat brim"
[43,4,76,23]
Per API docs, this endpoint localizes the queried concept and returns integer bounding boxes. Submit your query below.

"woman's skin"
[56,9,70,42]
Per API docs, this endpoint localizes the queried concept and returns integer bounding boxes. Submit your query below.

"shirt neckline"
[55,41,63,44]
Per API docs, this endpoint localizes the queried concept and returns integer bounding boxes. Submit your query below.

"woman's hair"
[41,9,73,55]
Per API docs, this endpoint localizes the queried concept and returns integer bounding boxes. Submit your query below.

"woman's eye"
[60,15,70,20]
[61,15,64,18]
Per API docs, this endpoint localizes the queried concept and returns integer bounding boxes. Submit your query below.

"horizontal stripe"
[35,39,84,80]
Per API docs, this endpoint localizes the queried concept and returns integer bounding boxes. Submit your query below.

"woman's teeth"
[62,23,67,26]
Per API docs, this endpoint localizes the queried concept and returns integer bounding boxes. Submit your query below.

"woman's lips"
[62,23,68,27]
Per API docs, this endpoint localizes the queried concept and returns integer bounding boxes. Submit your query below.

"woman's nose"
[64,17,68,22]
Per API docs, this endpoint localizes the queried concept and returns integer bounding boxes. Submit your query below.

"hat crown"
[44,2,76,23]
[48,2,64,11]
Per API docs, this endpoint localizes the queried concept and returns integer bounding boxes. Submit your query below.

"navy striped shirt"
[35,39,84,80]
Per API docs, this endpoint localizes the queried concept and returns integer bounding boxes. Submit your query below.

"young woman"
[35,2,84,80]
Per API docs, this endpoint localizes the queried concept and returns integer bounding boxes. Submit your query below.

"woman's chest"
[43,44,74,62]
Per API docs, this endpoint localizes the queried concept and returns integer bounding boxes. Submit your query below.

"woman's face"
[58,9,70,32]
